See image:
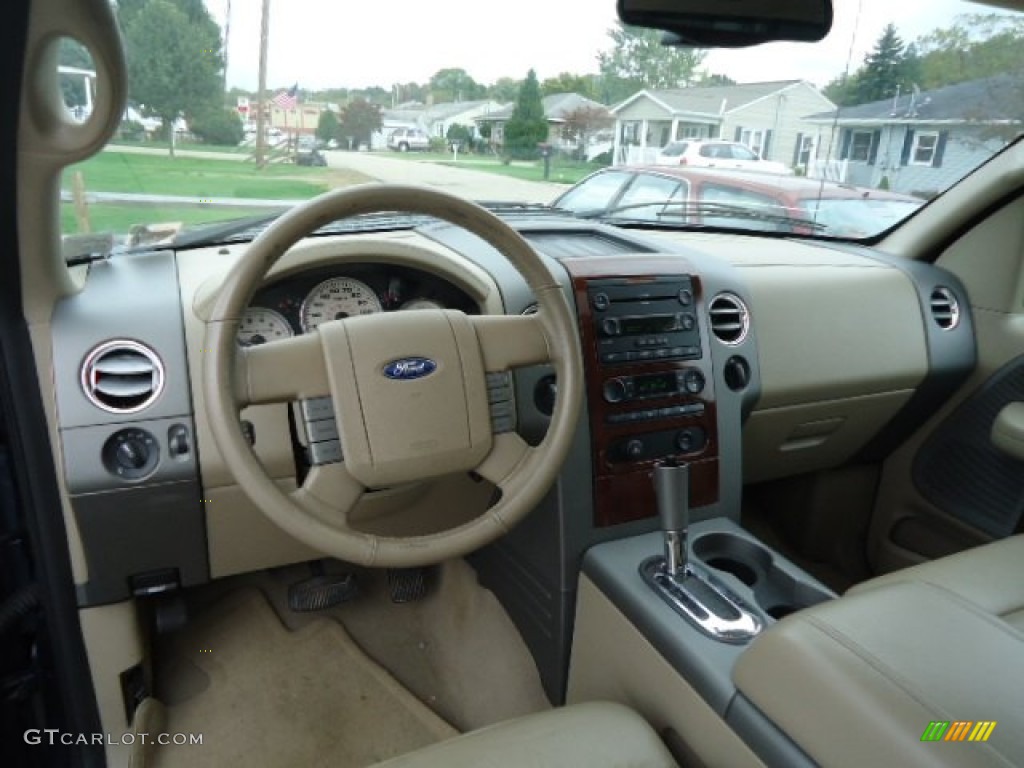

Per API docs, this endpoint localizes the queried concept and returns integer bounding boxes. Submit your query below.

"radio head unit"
[587,276,702,365]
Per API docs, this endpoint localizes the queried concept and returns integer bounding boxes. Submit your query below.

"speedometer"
[237,308,293,347]
[300,277,382,332]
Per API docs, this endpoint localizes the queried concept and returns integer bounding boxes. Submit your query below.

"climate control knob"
[625,439,645,460]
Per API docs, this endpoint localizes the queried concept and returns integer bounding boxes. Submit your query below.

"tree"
[598,24,707,104]
[503,70,548,159]
[560,105,613,160]
[429,68,484,103]
[823,72,864,106]
[337,98,382,149]
[316,110,339,143]
[446,123,474,150]
[699,73,737,87]
[189,107,243,146]
[915,13,1024,89]
[853,23,917,103]
[487,77,522,103]
[541,72,595,99]
[119,0,223,155]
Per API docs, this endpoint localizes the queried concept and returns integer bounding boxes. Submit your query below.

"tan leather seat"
[733,535,1024,768]
[369,701,677,768]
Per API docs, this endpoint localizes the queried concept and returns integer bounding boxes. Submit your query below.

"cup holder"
[692,531,832,622]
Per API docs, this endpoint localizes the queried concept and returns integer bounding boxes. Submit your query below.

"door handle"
[991,403,1024,461]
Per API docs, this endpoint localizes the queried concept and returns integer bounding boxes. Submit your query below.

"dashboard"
[45,216,976,609]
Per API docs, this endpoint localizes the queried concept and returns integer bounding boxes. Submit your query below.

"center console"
[571,267,720,528]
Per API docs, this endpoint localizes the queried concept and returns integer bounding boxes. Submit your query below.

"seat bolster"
[850,535,1024,624]
[733,581,1024,768]
[369,701,677,768]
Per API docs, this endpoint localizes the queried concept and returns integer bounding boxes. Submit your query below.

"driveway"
[322,151,566,204]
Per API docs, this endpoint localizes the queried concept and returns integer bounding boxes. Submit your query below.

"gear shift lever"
[654,459,689,579]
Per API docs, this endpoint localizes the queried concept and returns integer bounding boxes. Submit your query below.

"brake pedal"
[387,567,431,603]
[288,562,358,612]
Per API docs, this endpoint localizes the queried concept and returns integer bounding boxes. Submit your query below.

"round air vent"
[929,287,960,330]
[81,340,165,414]
[708,293,750,345]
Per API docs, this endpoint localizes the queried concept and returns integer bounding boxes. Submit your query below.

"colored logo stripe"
[969,722,997,742]
[922,721,997,743]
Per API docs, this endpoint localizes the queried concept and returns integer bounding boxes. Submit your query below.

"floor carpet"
[151,588,457,768]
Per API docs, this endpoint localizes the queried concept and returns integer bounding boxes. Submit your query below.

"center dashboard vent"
[81,340,165,414]
[708,293,750,345]
[929,287,960,330]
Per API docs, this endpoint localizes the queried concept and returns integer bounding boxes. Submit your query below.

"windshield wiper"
[577,200,827,232]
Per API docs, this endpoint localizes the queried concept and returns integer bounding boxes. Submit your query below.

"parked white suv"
[388,128,431,152]
[655,140,791,174]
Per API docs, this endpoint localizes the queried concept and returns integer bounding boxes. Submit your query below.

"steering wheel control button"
[308,440,343,465]
[307,418,339,443]
[300,397,335,421]
[592,292,611,311]
[102,428,160,480]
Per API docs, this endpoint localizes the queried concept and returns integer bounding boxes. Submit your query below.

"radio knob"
[592,292,611,311]
[603,378,629,404]
[678,288,693,306]
[625,439,645,460]
[601,317,621,337]
[681,313,696,331]
[683,369,705,395]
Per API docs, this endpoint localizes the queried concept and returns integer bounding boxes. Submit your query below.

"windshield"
[58,0,1023,248]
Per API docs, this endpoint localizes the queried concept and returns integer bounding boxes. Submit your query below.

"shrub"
[120,120,146,141]
[190,107,244,146]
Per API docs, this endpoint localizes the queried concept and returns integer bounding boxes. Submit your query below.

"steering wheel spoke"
[471,313,552,372]
[475,432,535,488]
[291,462,365,526]
[235,332,330,406]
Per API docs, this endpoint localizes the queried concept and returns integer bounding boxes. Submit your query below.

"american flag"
[271,84,298,110]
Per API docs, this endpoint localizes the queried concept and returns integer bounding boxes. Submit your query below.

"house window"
[911,132,939,165]
[676,124,706,140]
[797,135,816,167]
[849,131,874,162]
[740,129,765,155]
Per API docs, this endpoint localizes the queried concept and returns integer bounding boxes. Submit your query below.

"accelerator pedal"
[387,567,431,603]
[288,561,359,612]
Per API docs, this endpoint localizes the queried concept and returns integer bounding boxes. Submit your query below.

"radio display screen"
[620,314,680,335]
[635,372,677,397]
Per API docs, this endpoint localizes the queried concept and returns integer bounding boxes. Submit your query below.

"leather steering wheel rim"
[203,183,583,567]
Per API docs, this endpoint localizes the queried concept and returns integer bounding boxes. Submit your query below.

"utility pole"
[222,0,231,94]
[255,0,270,168]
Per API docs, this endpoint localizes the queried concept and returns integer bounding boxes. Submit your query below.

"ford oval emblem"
[383,357,437,381]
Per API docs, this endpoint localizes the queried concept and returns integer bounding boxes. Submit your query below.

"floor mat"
[151,588,457,768]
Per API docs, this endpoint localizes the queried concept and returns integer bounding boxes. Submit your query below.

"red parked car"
[553,166,924,238]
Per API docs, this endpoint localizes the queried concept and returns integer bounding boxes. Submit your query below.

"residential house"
[420,100,504,140]
[476,92,608,152]
[611,80,835,169]
[804,74,1021,196]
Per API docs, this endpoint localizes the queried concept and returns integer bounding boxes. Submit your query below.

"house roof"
[612,80,805,117]
[805,74,1024,125]
[479,92,607,123]
[421,99,497,123]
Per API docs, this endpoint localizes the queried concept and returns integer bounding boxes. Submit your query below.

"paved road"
[322,151,566,204]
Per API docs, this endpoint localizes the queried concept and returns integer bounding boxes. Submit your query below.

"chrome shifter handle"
[654,460,689,578]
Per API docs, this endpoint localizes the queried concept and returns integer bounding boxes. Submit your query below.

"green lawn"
[61,202,285,235]
[63,151,330,200]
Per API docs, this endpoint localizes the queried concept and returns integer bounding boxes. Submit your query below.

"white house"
[420,100,504,139]
[611,80,835,169]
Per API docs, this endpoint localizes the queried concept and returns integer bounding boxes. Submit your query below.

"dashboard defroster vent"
[929,287,960,330]
[81,340,165,414]
[708,293,750,345]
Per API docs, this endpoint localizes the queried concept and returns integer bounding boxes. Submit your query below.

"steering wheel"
[203,184,583,567]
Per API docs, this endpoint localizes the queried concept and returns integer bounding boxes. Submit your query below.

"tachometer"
[300,277,382,332]
[400,298,445,310]
[237,308,294,347]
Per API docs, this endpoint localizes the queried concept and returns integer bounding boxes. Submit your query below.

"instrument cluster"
[237,263,478,347]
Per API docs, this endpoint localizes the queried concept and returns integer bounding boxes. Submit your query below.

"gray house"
[611,80,835,167]
[805,75,1022,196]
[476,92,608,152]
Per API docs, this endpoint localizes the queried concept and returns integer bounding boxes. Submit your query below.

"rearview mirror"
[618,0,833,48]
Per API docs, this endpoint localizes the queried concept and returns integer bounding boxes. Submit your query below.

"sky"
[207,0,977,93]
